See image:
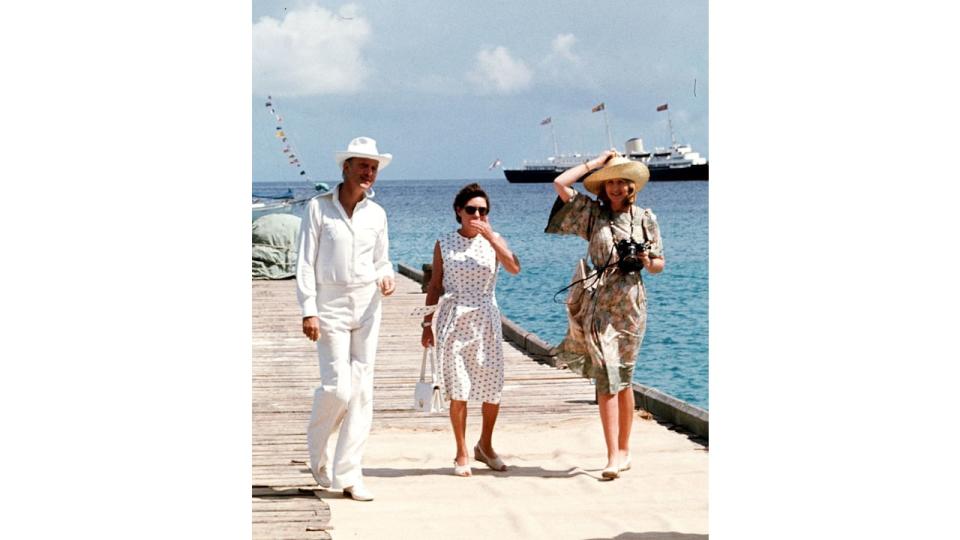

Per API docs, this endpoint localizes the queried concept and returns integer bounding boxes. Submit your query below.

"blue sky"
[252,0,707,181]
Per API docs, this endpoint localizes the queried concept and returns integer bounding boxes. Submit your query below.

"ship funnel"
[624,138,645,155]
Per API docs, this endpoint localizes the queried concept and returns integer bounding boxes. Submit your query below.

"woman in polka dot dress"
[421,183,521,477]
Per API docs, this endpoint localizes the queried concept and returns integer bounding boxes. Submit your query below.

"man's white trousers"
[307,283,381,490]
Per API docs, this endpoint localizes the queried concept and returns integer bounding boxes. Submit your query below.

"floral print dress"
[545,193,664,394]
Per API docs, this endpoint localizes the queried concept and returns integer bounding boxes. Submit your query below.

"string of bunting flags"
[264,95,311,182]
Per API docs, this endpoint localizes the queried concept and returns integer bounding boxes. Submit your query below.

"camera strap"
[617,206,653,247]
[640,208,650,244]
[553,214,615,305]
[552,248,612,304]
[552,205,639,304]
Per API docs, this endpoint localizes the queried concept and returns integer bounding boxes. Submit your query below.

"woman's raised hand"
[467,219,494,240]
[588,149,618,170]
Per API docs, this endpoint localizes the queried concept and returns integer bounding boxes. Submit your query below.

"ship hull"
[503,168,565,183]
[504,163,708,183]
[647,163,709,181]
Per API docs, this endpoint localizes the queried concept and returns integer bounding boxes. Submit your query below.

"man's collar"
[323,182,374,203]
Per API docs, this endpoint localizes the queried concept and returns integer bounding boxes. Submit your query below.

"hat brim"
[335,151,393,170]
[583,161,649,195]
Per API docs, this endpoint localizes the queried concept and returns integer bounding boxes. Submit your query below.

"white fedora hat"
[334,136,393,170]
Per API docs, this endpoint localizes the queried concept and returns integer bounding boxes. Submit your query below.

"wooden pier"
[253,273,708,539]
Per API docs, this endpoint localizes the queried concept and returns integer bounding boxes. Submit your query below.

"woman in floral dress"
[546,150,665,480]
[421,183,521,477]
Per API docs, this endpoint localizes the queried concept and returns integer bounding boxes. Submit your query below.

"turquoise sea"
[253,178,708,409]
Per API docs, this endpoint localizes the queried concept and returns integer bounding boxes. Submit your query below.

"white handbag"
[414,346,444,413]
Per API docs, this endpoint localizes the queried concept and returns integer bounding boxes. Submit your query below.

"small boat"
[252,199,300,221]
[252,183,330,221]
[252,188,294,200]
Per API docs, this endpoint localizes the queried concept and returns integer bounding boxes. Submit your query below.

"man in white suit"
[296,137,396,502]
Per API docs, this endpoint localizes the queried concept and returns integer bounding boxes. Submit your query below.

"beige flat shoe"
[619,454,632,472]
[601,465,620,480]
[474,444,507,472]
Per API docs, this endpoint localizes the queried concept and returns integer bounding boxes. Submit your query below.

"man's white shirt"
[296,184,394,318]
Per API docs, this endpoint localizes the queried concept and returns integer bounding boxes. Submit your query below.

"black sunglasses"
[463,205,489,216]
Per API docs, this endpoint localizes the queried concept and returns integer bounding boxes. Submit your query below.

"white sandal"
[453,458,472,477]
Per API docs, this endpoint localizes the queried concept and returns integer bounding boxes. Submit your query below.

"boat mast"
[667,108,676,146]
[657,102,676,147]
[602,108,614,150]
[592,102,614,151]
[541,116,559,157]
[550,121,559,157]
[657,103,677,147]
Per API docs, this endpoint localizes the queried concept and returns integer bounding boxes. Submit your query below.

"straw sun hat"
[582,155,650,195]
[335,136,393,170]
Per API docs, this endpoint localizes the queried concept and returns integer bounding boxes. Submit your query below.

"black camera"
[614,239,648,273]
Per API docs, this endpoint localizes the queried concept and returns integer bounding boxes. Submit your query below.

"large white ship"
[503,137,708,183]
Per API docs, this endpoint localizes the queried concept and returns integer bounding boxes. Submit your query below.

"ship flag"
[592,102,613,148]
[540,117,551,125]
[488,158,502,170]
[657,103,668,112]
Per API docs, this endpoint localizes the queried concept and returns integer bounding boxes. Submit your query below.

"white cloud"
[550,33,580,62]
[253,3,371,96]
[466,46,533,94]
[539,33,588,88]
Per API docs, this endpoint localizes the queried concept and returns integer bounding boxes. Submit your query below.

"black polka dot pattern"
[434,231,505,404]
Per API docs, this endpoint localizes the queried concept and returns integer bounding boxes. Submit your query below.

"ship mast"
[549,120,559,157]
[540,116,560,157]
[657,102,676,146]
[667,108,676,146]
[602,107,614,150]
[591,102,614,150]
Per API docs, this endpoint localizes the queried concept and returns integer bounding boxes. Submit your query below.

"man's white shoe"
[310,465,331,489]
[342,484,374,501]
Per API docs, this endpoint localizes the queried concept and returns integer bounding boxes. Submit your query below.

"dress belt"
[445,293,496,308]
